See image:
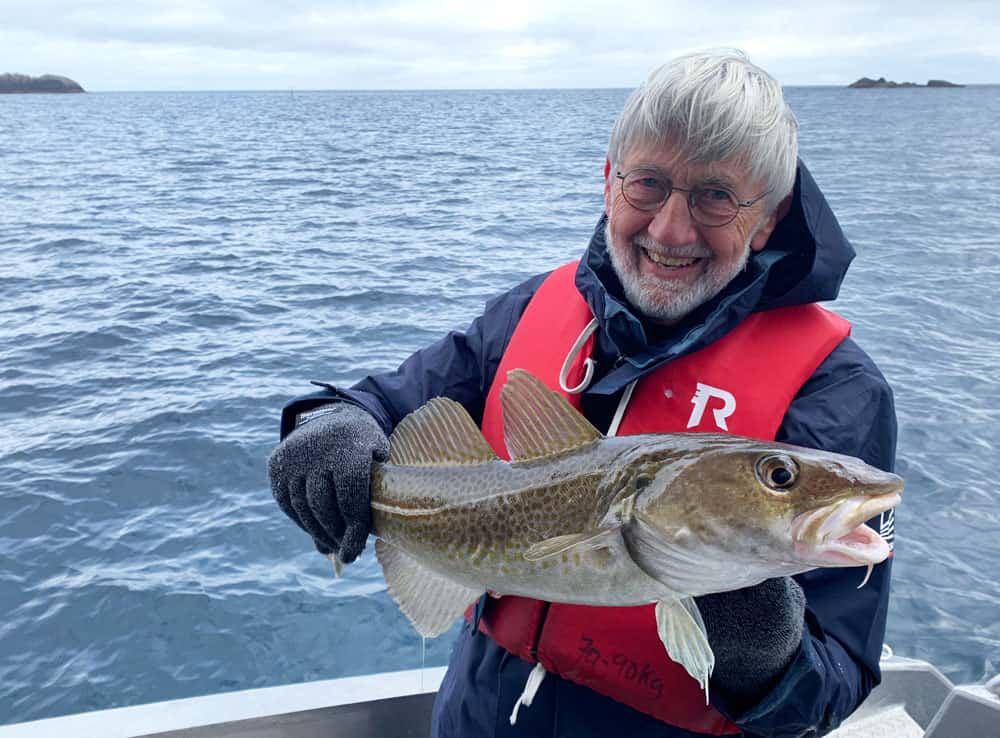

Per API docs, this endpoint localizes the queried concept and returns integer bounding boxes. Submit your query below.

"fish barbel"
[365,369,902,697]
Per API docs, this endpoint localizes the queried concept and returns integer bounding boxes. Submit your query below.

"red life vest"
[474,261,850,734]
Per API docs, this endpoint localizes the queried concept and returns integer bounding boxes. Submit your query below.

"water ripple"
[0,86,998,724]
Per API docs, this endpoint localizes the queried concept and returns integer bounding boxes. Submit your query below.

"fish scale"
[372,453,629,591]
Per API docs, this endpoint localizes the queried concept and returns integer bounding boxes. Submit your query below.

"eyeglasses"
[616,168,773,227]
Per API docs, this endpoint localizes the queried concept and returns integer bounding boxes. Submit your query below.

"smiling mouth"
[641,247,704,269]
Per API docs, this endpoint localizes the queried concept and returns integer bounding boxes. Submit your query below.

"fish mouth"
[791,491,901,566]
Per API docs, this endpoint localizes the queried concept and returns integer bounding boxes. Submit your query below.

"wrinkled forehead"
[619,139,756,189]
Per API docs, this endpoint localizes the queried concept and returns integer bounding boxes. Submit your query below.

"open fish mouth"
[791,491,902,566]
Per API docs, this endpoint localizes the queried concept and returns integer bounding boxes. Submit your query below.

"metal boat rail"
[1,656,997,737]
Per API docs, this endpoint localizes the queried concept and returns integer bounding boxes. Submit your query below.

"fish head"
[614,434,903,594]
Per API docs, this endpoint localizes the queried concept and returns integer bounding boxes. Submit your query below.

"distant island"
[848,77,963,89]
[0,74,85,94]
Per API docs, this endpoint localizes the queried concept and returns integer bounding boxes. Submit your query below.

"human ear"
[750,193,793,252]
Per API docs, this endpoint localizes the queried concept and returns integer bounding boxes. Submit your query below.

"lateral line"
[371,482,555,517]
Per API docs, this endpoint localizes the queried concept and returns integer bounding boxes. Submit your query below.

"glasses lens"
[691,188,738,226]
[622,170,671,210]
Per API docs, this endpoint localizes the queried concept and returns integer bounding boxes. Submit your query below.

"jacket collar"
[575,160,856,395]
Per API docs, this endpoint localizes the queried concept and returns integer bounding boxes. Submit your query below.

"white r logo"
[687,383,736,431]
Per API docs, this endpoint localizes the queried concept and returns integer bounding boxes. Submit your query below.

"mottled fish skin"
[371,435,672,605]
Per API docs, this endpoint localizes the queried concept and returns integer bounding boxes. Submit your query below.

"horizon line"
[21,82,998,94]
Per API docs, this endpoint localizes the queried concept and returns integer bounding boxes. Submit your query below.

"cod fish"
[367,369,902,702]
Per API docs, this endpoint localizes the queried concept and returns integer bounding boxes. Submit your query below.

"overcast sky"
[2,0,998,91]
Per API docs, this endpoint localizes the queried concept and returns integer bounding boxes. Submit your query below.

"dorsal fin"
[389,397,497,466]
[501,369,603,462]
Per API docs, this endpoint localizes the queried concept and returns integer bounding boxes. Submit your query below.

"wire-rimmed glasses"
[616,168,772,227]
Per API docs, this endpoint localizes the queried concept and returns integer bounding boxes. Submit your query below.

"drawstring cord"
[557,315,637,436]
[509,662,547,725]
[607,379,638,437]
[559,318,598,394]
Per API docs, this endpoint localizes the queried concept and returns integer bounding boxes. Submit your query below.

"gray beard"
[604,220,751,325]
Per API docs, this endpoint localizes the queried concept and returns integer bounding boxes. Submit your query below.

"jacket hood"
[577,160,856,394]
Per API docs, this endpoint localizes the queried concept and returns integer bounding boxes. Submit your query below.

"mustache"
[632,234,711,260]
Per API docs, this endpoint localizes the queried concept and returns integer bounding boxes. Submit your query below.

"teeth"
[644,249,699,268]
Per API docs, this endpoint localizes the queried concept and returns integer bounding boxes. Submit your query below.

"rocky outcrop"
[0,74,85,94]
[849,76,964,88]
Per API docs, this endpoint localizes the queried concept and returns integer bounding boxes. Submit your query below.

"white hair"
[607,49,798,210]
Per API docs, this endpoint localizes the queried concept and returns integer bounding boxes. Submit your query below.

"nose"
[646,191,699,246]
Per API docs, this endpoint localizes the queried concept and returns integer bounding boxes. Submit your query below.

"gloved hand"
[696,577,806,706]
[268,403,390,564]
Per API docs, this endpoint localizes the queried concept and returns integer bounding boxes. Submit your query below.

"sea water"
[1,86,999,724]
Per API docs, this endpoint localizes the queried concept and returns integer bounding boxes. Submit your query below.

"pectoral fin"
[655,597,715,703]
[375,539,481,637]
[523,529,616,562]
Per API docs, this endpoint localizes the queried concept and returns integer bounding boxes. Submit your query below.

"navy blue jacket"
[280,162,897,737]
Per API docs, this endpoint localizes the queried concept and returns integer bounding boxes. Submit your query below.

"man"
[269,50,897,738]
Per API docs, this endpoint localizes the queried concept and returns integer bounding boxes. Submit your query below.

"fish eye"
[755,454,799,492]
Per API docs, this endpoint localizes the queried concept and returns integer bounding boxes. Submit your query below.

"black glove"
[696,577,806,707]
[269,403,390,564]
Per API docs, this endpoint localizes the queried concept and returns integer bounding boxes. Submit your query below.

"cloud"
[1,0,997,89]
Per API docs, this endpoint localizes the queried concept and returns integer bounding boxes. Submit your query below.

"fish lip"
[791,490,901,566]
